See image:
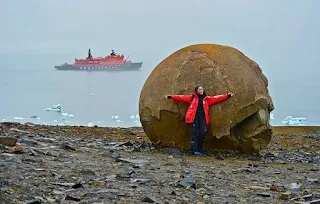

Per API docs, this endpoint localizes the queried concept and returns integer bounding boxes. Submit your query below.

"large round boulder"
[139,44,274,153]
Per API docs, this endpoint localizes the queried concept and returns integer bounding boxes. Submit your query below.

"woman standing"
[167,86,233,155]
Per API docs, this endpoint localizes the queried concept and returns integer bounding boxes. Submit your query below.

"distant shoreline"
[1,122,320,135]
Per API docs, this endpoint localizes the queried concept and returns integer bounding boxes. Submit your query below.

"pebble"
[280,191,291,200]
[12,145,23,153]
[256,192,271,197]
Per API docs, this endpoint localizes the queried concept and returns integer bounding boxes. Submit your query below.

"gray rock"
[45,150,60,157]
[142,195,163,203]
[71,183,83,189]
[0,144,9,151]
[21,138,38,146]
[306,178,318,184]
[29,149,38,156]
[215,155,225,160]
[0,181,9,186]
[64,195,81,202]
[309,199,320,204]
[170,190,181,196]
[26,199,41,204]
[101,151,120,159]
[256,192,271,197]
[130,178,150,184]
[79,169,96,176]
[179,176,196,189]
[50,182,76,187]
[161,148,184,155]
[60,142,76,151]
[186,193,201,200]
[96,189,120,194]
[116,158,149,165]
[106,175,117,181]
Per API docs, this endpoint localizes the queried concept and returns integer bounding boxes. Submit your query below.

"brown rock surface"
[139,44,274,153]
[0,137,17,146]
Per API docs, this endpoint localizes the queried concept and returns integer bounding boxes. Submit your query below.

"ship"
[54,49,142,71]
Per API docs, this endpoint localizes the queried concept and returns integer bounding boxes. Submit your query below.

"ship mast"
[88,48,92,59]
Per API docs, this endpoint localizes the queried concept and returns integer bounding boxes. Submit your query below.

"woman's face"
[197,86,204,95]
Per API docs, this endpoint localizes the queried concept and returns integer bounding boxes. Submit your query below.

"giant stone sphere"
[139,44,274,153]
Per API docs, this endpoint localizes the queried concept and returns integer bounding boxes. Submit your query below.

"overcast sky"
[1,0,320,120]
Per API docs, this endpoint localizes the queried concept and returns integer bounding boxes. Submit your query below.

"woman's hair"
[194,85,202,92]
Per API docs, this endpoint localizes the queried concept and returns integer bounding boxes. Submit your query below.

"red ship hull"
[54,62,142,71]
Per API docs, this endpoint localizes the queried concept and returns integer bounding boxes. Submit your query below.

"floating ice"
[30,116,41,120]
[14,117,25,120]
[61,112,75,118]
[281,116,306,126]
[112,115,120,120]
[270,113,275,120]
[130,114,140,121]
[53,104,61,109]
[45,108,61,112]
[45,104,61,112]
[88,122,94,127]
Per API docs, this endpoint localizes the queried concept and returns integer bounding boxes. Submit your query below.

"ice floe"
[45,104,61,112]
[61,112,69,117]
[14,117,25,120]
[270,113,275,120]
[30,116,41,120]
[281,116,306,126]
[112,115,120,120]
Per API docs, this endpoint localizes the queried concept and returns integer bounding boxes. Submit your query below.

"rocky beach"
[0,123,319,203]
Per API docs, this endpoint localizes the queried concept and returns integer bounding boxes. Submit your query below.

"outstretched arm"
[207,93,233,106]
[167,95,192,103]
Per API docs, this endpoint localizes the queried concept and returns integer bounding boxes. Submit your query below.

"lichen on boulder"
[139,44,274,153]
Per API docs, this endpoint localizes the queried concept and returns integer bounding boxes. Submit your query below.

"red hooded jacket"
[170,92,229,125]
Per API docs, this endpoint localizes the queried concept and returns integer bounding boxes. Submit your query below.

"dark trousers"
[190,116,207,152]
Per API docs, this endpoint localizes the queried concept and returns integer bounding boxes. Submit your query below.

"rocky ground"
[0,122,319,204]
